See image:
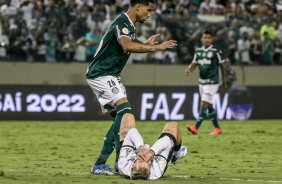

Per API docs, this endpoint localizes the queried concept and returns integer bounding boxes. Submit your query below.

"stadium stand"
[0,0,281,65]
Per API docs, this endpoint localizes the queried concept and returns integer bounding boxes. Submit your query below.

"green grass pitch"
[1,120,282,184]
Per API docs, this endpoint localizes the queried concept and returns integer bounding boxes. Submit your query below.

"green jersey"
[192,45,224,85]
[86,13,136,79]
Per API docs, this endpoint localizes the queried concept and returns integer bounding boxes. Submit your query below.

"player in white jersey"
[118,113,187,180]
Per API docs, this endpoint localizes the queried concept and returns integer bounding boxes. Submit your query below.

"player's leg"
[87,77,122,175]
[206,84,222,135]
[162,122,187,165]
[187,84,208,134]
[119,113,136,142]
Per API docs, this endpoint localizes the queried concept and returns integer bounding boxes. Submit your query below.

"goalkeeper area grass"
[0,120,282,184]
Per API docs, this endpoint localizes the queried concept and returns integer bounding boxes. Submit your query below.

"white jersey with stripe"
[118,133,173,180]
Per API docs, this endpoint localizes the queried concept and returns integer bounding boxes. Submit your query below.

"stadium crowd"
[0,0,282,65]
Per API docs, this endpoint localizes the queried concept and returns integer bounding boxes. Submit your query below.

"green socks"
[94,123,115,165]
[195,108,207,129]
[113,102,131,155]
[209,109,220,128]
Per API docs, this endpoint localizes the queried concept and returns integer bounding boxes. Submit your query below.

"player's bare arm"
[118,36,177,53]
[185,62,197,76]
[220,62,228,92]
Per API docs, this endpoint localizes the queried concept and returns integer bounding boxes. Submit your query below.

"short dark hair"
[131,0,155,6]
[203,30,213,37]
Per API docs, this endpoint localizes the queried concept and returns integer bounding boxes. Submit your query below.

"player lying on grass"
[118,113,187,180]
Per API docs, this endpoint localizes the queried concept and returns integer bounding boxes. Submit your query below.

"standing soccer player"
[86,0,177,175]
[185,30,227,135]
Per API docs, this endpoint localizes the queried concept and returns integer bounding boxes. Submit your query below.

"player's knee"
[167,121,178,128]
[121,113,136,127]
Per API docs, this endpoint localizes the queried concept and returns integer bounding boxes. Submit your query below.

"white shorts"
[87,76,127,113]
[199,84,219,104]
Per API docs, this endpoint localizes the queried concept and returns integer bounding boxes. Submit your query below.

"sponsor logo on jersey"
[112,87,119,94]
[202,52,206,57]
[158,160,166,169]
[122,28,129,35]
[198,58,211,65]
[207,51,213,58]
[199,79,211,83]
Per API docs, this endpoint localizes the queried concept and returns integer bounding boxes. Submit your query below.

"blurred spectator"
[33,34,46,62]
[58,35,75,62]
[226,30,237,64]
[211,0,226,15]
[0,0,17,16]
[225,57,237,90]
[276,23,282,41]
[20,28,34,61]
[237,32,251,64]
[19,0,34,27]
[0,0,281,65]
[44,27,59,62]
[71,14,89,40]
[85,26,101,61]
[62,0,77,26]
[230,0,245,12]
[74,36,86,62]
[227,19,240,42]
[273,38,282,65]
[198,0,212,15]
[260,20,277,40]
[250,33,262,64]
[14,10,27,31]
[240,21,254,38]
[7,24,25,61]
[251,0,268,17]
[260,32,273,65]
[0,28,10,61]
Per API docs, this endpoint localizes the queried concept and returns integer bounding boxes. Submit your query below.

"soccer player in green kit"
[86,0,177,175]
[185,30,227,135]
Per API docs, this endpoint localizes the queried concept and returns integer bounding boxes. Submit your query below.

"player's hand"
[159,40,177,50]
[185,68,190,76]
[145,34,160,45]
[144,150,155,162]
[137,146,149,162]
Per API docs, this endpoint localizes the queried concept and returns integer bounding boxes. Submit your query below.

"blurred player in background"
[185,30,227,135]
[86,0,177,175]
[225,57,237,90]
[118,113,187,180]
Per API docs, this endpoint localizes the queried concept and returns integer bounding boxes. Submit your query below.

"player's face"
[137,2,153,23]
[201,33,213,48]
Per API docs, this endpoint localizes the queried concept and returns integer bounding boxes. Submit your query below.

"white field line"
[170,175,282,183]
[4,170,282,183]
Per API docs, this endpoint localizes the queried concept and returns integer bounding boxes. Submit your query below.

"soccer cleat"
[91,164,116,175]
[114,162,118,172]
[210,128,222,135]
[187,126,197,134]
[171,146,187,165]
